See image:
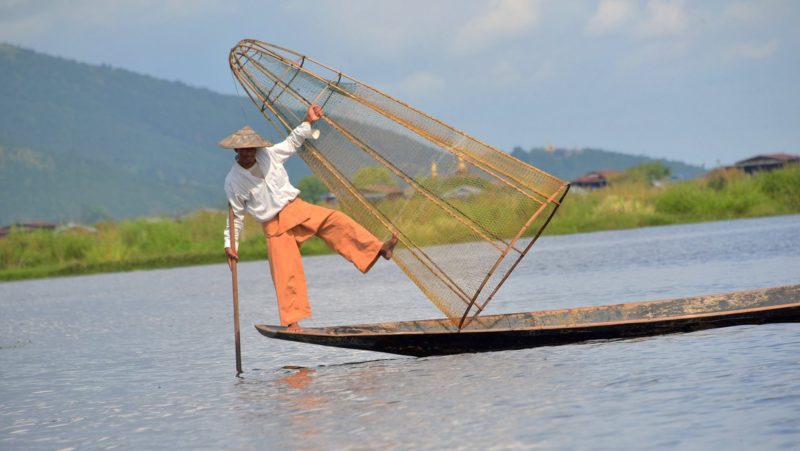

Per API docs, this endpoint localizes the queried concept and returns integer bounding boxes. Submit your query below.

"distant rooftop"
[735,153,799,165]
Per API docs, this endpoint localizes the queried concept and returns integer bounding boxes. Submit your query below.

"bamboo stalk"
[228,204,243,377]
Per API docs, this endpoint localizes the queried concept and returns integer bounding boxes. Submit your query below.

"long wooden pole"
[228,204,243,377]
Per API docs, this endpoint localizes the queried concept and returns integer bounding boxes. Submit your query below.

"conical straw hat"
[218,125,272,149]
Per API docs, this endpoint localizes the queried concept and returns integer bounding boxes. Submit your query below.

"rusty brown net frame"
[229,39,569,330]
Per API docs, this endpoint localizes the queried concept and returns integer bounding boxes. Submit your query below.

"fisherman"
[220,104,397,332]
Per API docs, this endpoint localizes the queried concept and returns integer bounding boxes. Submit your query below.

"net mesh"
[230,40,569,328]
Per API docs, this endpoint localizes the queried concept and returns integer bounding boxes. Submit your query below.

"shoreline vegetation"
[1,164,798,282]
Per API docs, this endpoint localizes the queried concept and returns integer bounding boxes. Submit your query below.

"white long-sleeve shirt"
[224,122,319,249]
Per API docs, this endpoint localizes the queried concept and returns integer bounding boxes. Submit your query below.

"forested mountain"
[0,44,704,225]
[0,43,310,224]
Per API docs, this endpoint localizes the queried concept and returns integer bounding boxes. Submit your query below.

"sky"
[1,0,798,167]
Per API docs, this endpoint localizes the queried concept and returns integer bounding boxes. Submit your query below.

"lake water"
[1,215,799,450]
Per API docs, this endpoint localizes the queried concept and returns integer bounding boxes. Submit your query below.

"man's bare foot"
[286,322,303,332]
[380,233,398,260]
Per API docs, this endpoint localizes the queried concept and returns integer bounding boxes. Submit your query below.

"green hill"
[0,43,310,225]
[0,43,705,226]
[511,146,705,181]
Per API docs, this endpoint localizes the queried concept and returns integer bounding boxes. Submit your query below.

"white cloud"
[0,12,49,40]
[529,60,554,83]
[722,0,795,29]
[620,38,690,70]
[488,60,524,86]
[451,0,542,55]
[721,1,791,27]
[586,0,636,35]
[635,0,690,39]
[282,1,454,59]
[728,40,779,60]
[585,0,695,40]
[0,0,226,39]
[723,2,766,24]
[380,70,445,99]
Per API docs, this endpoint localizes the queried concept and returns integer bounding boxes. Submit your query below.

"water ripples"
[1,215,799,449]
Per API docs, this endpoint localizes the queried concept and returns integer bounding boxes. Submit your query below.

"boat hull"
[255,285,800,357]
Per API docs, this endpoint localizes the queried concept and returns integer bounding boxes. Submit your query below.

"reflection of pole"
[228,204,243,377]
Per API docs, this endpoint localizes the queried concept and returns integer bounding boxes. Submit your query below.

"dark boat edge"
[255,284,800,357]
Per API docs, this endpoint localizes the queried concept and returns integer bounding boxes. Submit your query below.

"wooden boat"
[256,285,800,357]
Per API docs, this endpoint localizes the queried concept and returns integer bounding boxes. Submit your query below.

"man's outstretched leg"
[298,203,397,273]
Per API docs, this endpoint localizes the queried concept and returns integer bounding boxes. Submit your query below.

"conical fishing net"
[230,40,569,329]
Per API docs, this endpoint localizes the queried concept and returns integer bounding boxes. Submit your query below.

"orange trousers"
[262,198,383,326]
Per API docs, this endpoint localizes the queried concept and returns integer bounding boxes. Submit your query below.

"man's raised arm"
[265,105,324,163]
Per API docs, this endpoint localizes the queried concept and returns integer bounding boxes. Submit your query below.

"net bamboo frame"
[229,39,570,330]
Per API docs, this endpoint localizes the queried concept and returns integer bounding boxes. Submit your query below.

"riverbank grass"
[1,165,798,281]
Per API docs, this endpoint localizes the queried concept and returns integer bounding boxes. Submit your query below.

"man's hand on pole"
[225,247,239,270]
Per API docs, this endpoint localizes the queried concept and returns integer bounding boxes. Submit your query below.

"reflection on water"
[276,368,325,443]
[1,215,799,449]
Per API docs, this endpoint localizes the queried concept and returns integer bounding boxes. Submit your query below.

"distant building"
[56,223,98,234]
[734,153,799,174]
[0,221,58,238]
[359,184,406,201]
[570,170,620,190]
[323,192,338,204]
[443,185,483,199]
